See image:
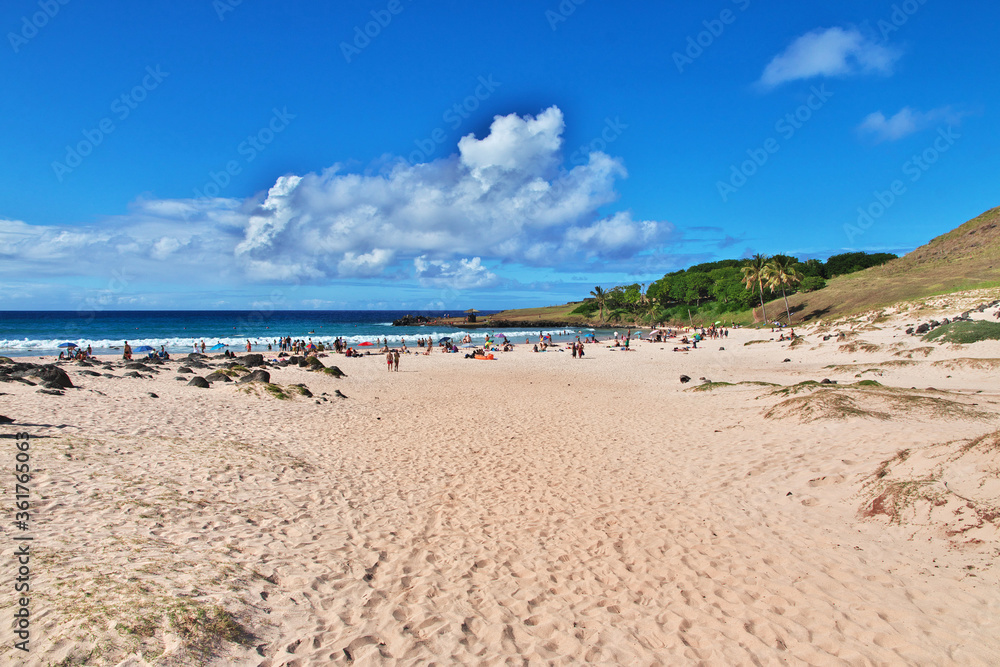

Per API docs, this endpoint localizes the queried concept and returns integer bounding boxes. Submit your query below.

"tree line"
[574,251,896,324]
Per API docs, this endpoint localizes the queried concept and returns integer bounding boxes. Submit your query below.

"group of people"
[58,345,93,360]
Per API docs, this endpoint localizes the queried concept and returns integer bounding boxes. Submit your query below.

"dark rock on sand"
[0,415,13,424]
[304,356,324,369]
[679,375,691,383]
[334,389,348,399]
[37,389,64,396]
[783,358,791,363]
[914,323,930,334]
[325,366,346,378]
[123,371,144,378]
[148,392,158,398]
[238,369,271,384]
[238,354,265,367]
[205,371,232,383]
[175,376,187,381]
[77,370,101,376]
[177,367,194,374]
[18,365,75,389]
[820,378,837,384]
[187,376,211,388]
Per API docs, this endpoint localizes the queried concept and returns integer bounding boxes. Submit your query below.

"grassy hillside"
[495,206,1000,327]
[780,206,1000,322]
[487,302,595,325]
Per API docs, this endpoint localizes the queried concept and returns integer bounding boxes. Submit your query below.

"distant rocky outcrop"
[392,315,435,326]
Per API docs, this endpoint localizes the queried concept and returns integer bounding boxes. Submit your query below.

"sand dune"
[2,292,999,665]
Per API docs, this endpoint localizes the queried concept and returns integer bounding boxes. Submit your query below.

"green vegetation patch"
[264,383,288,400]
[691,382,733,392]
[691,380,780,392]
[923,320,1000,345]
[744,339,769,346]
[765,382,989,422]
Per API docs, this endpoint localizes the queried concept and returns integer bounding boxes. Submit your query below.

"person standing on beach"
[393,350,400,371]
[386,351,394,372]
[123,341,132,360]
[246,340,252,352]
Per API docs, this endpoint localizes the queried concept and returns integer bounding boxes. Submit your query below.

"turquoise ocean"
[0,311,599,357]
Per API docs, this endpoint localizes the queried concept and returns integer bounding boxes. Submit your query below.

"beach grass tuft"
[923,320,1000,345]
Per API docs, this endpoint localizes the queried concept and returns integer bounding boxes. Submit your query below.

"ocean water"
[0,310,596,356]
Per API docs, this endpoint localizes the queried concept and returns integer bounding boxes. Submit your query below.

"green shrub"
[923,321,1000,344]
[800,276,827,292]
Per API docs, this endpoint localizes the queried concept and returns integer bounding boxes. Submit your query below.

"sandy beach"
[2,290,1000,665]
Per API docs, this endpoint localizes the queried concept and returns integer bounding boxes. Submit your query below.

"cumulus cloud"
[858,106,964,142]
[230,106,672,281]
[2,106,674,292]
[414,256,499,289]
[759,27,901,89]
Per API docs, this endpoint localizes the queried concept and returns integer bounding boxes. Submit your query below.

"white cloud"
[337,248,395,277]
[413,256,499,289]
[1,106,675,292]
[858,106,964,142]
[759,27,901,89]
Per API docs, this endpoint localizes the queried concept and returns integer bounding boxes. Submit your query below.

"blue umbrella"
[134,345,155,353]
[57,342,78,348]
[209,343,226,351]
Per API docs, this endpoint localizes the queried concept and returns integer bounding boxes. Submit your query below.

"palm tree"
[589,286,607,324]
[763,257,804,324]
[741,254,770,325]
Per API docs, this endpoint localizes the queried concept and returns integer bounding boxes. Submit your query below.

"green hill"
[782,206,1000,322]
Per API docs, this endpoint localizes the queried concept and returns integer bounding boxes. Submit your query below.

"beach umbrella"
[209,343,226,351]
[134,345,155,353]
[57,342,78,348]
[358,341,374,347]
[438,337,453,344]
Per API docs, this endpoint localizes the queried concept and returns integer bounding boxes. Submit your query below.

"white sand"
[2,290,999,665]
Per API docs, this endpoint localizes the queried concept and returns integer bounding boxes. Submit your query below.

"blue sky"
[1,0,997,310]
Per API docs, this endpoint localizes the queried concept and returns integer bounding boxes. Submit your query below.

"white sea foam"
[0,328,586,354]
